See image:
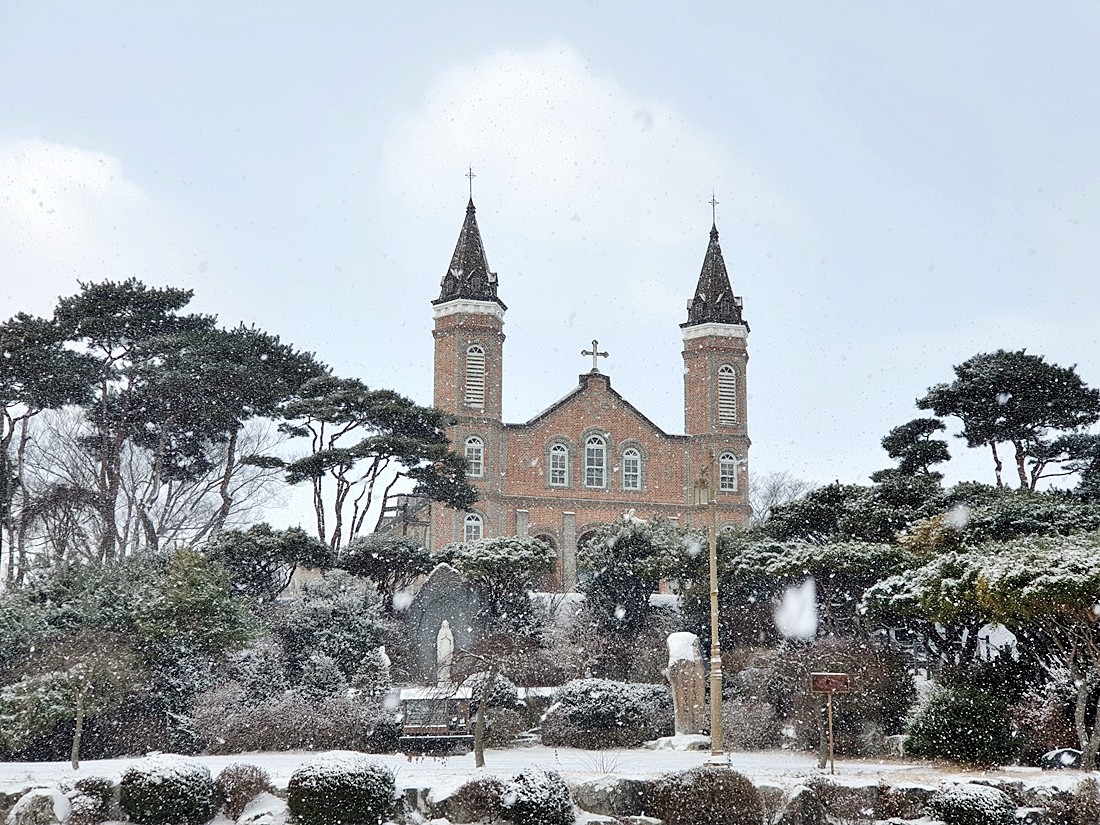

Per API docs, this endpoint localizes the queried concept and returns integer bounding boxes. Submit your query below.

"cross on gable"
[581,339,609,372]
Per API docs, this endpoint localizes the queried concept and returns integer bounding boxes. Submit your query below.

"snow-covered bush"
[189,683,396,753]
[1045,776,1100,825]
[647,765,762,825]
[929,783,1015,825]
[1010,669,1077,761]
[541,678,673,748]
[68,777,115,825]
[213,763,272,819]
[722,696,781,750]
[287,752,395,825]
[119,754,214,825]
[501,767,573,825]
[445,776,507,823]
[907,685,1018,766]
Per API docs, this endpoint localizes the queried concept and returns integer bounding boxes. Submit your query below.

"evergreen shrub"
[501,767,573,825]
[929,783,1015,825]
[213,763,272,819]
[446,776,507,823]
[647,765,762,825]
[287,752,395,825]
[907,685,1018,766]
[541,678,673,748]
[118,755,214,825]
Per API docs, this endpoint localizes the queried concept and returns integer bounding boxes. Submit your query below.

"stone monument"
[666,631,707,735]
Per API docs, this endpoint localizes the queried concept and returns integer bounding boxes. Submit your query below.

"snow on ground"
[0,746,1085,795]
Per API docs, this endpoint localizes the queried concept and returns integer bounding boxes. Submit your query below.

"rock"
[776,785,827,825]
[1038,747,1082,770]
[5,789,70,825]
[572,776,650,818]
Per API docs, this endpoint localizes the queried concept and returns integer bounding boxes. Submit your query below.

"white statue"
[436,619,454,684]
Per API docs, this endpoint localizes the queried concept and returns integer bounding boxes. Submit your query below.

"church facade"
[427,198,751,590]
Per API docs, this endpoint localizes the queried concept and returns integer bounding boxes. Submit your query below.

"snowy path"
[0,746,1075,795]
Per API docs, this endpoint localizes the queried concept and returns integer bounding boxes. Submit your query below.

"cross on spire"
[466,166,477,199]
[581,339,609,372]
[709,191,719,226]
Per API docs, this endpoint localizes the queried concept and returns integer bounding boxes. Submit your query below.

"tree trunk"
[1012,441,1029,489]
[71,689,84,770]
[1073,668,1090,755]
[989,442,1004,488]
[473,664,499,769]
[210,429,239,535]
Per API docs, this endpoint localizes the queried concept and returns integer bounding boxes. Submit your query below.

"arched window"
[719,452,739,492]
[585,435,606,488]
[465,345,486,409]
[622,447,641,491]
[464,513,483,543]
[549,443,569,486]
[464,436,483,477]
[717,364,737,425]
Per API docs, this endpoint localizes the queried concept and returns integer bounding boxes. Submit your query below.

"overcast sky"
[2,2,1098,518]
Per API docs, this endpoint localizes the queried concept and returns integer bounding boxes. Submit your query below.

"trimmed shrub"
[119,754,214,825]
[647,765,762,825]
[70,776,115,823]
[1045,776,1100,825]
[213,763,273,819]
[929,783,1014,825]
[722,697,781,750]
[907,685,1018,766]
[287,752,395,825]
[189,683,395,753]
[541,678,673,748]
[446,776,507,823]
[501,768,573,825]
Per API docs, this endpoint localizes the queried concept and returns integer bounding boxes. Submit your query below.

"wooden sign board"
[810,672,851,694]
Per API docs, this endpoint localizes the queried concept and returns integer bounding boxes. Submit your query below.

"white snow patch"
[644,734,711,751]
[666,632,701,666]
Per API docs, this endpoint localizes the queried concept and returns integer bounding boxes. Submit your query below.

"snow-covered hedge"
[501,767,573,825]
[541,678,673,748]
[930,783,1015,825]
[647,765,762,825]
[907,684,1018,766]
[119,754,214,825]
[213,763,272,820]
[286,751,395,825]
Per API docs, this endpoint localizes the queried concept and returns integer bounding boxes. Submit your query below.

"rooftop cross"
[710,190,719,226]
[581,339,609,372]
[466,165,476,199]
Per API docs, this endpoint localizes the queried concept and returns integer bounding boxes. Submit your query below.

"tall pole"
[708,451,723,757]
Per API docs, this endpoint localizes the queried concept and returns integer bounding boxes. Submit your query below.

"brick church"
[424,196,751,590]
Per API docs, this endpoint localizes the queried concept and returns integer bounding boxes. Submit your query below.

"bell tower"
[681,210,751,527]
[431,195,506,544]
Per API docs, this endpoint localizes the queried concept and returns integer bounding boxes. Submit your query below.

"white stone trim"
[433,299,505,321]
[681,323,748,342]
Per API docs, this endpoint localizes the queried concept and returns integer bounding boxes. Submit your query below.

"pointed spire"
[434,197,506,308]
[682,219,746,328]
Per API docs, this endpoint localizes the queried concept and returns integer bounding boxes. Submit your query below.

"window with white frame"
[585,435,606,488]
[465,436,484,477]
[622,447,641,491]
[464,513,483,543]
[549,443,568,486]
[717,364,737,425]
[465,345,486,408]
[719,452,738,492]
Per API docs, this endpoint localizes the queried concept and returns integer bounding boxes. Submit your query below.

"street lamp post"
[694,452,723,757]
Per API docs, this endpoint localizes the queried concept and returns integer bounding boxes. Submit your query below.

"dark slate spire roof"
[434,198,506,308]
[681,222,746,328]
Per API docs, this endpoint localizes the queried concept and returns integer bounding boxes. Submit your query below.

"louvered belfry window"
[465,345,486,408]
[717,364,737,424]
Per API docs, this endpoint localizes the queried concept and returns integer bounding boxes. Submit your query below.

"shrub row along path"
[0,746,1082,798]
